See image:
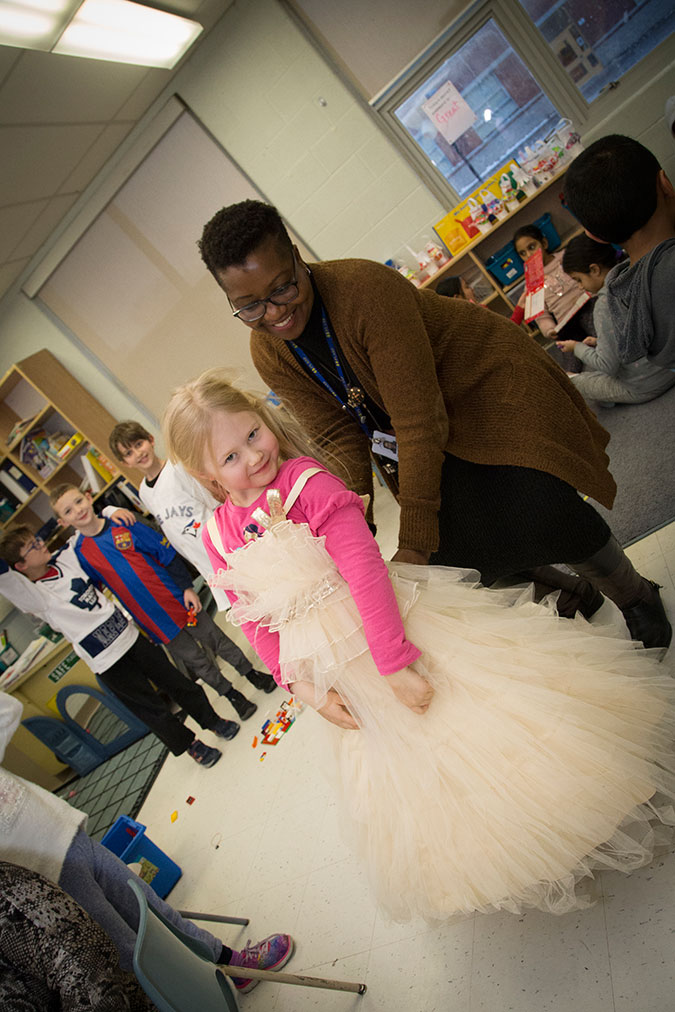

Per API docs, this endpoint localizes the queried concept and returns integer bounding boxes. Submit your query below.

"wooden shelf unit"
[422,164,583,335]
[0,349,137,540]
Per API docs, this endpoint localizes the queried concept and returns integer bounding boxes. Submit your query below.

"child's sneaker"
[187,739,222,767]
[210,718,240,741]
[245,669,277,693]
[225,687,257,720]
[229,934,295,993]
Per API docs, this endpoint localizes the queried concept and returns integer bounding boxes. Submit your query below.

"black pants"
[98,634,220,755]
[429,453,611,585]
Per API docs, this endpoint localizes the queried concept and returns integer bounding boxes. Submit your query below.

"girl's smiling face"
[205,410,280,507]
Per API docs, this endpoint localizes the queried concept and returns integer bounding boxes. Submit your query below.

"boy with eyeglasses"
[0,522,234,768]
[107,419,276,698]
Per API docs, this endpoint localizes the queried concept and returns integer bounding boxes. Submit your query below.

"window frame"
[372,0,674,207]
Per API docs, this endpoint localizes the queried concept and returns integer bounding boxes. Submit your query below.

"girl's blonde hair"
[163,369,324,498]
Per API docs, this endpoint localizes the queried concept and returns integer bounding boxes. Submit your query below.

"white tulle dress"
[212,488,675,921]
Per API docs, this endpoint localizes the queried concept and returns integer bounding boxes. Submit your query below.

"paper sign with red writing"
[523,248,546,322]
[524,248,545,293]
[422,81,476,145]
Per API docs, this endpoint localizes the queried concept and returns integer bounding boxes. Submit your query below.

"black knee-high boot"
[568,536,672,650]
[516,565,604,620]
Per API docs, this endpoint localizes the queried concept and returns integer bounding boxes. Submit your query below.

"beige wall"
[0,0,673,427]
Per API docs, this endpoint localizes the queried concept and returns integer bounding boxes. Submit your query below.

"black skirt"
[429,453,611,584]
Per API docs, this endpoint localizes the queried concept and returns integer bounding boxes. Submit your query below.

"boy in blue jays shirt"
[51,484,260,725]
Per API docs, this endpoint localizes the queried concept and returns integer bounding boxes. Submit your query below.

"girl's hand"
[583,336,597,346]
[392,549,429,566]
[290,680,359,730]
[386,667,434,714]
[556,339,577,353]
[517,292,527,309]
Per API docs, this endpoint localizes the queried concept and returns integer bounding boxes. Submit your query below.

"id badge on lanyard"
[371,430,398,462]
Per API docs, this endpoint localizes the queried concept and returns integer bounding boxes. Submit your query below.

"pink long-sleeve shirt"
[202,457,421,686]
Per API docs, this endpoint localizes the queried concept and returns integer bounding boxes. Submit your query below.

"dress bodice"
[211,490,353,633]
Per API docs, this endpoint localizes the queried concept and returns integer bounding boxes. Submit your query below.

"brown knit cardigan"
[250,259,616,555]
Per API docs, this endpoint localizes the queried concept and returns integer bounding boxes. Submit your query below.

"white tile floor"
[138,492,675,1012]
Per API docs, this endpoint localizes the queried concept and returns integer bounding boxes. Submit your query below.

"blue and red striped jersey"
[74,519,188,644]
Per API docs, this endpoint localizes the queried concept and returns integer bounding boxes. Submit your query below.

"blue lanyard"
[289,308,371,437]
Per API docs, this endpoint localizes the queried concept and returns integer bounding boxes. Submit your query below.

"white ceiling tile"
[58,121,134,193]
[0,257,30,300]
[11,192,80,261]
[0,122,103,203]
[0,49,152,125]
[0,199,48,261]
[112,69,172,121]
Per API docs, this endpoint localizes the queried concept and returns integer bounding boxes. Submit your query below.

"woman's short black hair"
[561,234,623,275]
[199,200,293,276]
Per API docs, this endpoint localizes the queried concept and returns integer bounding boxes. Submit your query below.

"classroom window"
[517,0,675,104]
[391,18,561,199]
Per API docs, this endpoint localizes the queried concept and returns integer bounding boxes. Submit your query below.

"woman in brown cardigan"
[197,200,670,652]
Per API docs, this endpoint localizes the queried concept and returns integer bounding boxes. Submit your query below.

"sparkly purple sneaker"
[229,933,295,993]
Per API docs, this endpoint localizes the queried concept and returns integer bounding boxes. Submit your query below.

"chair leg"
[218,965,367,994]
[177,910,249,926]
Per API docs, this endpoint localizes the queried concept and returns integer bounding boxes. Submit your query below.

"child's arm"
[535,309,557,337]
[292,470,432,714]
[296,474,421,675]
[101,505,137,527]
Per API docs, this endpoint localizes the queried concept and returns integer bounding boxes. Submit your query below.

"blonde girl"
[163,368,675,923]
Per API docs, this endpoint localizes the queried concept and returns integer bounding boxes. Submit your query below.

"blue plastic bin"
[534,211,561,251]
[485,241,523,285]
[101,815,182,898]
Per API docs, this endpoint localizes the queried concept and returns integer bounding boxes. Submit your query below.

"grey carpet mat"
[55,734,168,841]
[589,383,675,546]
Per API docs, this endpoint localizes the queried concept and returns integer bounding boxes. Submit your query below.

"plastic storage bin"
[485,241,523,286]
[533,212,561,251]
[101,815,182,898]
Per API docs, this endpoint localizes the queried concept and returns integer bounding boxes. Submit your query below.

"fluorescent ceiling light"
[0,0,203,67]
[54,0,202,67]
[0,0,71,47]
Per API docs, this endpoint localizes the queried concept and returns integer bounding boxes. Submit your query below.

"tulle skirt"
[215,522,675,920]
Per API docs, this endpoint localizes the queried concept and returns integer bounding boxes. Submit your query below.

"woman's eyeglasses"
[230,257,299,323]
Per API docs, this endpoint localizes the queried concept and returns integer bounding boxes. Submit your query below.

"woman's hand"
[386,667,434,714]
[290,680,359,730]
[517,291,527,309]
[392,548,429,566]
[583,336,597,347]
[556,339,577,353]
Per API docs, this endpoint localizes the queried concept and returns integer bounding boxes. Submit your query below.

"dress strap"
[206,515,226,559]
[283,467,325,513]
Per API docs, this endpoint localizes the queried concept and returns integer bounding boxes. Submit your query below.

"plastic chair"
[56,684,149,756]
[21,716,108,775]
[129,878,239,1011]
[128,880,367,1004]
